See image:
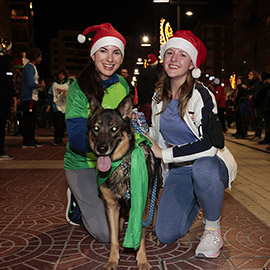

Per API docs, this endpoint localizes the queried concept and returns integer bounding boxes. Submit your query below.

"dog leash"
[142,163,158,227]
[125,158,158,228]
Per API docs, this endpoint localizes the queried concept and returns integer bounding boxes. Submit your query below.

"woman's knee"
[83,217,110,243]
[192,156,220,183]
[192,156,228,189]
[155,221,186,244]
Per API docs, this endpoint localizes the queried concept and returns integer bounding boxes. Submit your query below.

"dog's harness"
[97,133,153,250]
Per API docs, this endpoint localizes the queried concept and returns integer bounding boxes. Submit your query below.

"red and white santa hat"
[160,30,207,78]
[77,23,126,57]
[147,53,158,65]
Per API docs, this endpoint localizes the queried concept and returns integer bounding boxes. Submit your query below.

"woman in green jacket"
[64,23,129,242]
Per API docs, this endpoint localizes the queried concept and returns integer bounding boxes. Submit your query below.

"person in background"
[225,94,235,128]
[121,67,135,96]
[0,37,17,160]
[46,69,69,146]
[247,70,260,140]
[13,57,24,135]
[67,68,78,85]
[145,30,237,258]
[252,71,270,145]
[64,23,129,242]
[136,53,159,125]
[21,47,46,148]
[212,78,226,132]
[234,76,248,139]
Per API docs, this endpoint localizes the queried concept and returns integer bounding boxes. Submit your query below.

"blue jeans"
[155,156,228,244]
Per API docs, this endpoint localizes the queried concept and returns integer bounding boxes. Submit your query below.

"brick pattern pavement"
[0,131,270,269]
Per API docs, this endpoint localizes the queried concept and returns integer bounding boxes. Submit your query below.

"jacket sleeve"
[162,132,217,163]
[66,118,91,153]
[47,83,54,107]
[65,81,92,154]
[25,65,37,89]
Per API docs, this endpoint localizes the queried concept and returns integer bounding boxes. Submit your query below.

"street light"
[142,36,149,43]
[136,58,144,65]
[185,11,193,16]
[153,0,207,30]
[141,36,151,47]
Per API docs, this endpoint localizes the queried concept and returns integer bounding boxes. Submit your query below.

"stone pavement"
[0,128,269,270]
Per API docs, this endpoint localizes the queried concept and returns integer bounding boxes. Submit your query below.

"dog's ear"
[117,95,133,119]
[89,97,102,114]
[88,98,103,130]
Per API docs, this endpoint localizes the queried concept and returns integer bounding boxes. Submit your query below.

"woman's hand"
[144,134,163,159]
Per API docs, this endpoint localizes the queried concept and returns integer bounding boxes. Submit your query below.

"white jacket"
[149,82,237,189]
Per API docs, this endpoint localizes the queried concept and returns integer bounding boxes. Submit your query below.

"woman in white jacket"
[146,30,237,258]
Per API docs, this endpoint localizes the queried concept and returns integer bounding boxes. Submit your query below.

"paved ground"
[0,128,269,270]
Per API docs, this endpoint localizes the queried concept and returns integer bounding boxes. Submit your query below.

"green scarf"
[97,134,152,250]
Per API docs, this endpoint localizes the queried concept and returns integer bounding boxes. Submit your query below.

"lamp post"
[153,0,206,30]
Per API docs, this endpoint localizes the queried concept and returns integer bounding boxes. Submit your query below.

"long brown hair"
[77,60,105,107]
[155,69,196,118]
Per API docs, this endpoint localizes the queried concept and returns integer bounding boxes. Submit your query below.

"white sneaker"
[195,229,223,258]
[0,154,14,161]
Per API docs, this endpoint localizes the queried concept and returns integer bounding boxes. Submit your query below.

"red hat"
[13,58,23,68]
[147,54,158,65]
[77,23,126,56]
[160,30,207,78]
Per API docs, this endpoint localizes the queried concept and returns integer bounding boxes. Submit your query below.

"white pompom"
[192,68,201,79]
[77,34,86,43]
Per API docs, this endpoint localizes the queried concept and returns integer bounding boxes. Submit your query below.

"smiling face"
[91,45,123,80]
[163,48,194,80]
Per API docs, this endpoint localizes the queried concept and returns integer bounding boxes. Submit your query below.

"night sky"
[32,0,233,75]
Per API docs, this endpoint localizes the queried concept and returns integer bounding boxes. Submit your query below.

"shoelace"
[202,230,217,244]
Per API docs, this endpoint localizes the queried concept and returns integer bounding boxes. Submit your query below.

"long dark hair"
[77,60,105,107]
[155,69,196,118]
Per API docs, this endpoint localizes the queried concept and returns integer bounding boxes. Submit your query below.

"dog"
[88,95,160,270]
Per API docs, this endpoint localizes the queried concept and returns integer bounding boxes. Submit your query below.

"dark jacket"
[137,66,159,106]
[0,55,16,115]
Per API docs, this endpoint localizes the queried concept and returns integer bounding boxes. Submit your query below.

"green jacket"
[64,75,129,170]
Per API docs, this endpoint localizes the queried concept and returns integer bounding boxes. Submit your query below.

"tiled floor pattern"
[224,130,270,227]
[0,129,270,269]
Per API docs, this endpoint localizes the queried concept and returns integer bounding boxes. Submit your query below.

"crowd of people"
[207,70,270,152]
[0,43,81,160]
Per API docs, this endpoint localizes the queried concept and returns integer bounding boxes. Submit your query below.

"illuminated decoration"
[11,10,28,20]
[229,72,236,90]
[159,18,173,62]
[134,69,139,75]
[144,59,148,68]
[0,37,12,54]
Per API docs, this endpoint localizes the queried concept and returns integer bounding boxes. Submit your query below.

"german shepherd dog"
[88,95,160,270]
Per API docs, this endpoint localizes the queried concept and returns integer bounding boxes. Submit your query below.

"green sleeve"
[65,80,89,120]
[117,74,130,94]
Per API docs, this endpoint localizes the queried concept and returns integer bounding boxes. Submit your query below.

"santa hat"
[147,54,158,65]
[77,23,126,56]
[160,30,207,78]
[13,58,23,68]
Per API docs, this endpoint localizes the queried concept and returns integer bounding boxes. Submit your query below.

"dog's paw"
[104,261,118,270]
[138,262,151,270]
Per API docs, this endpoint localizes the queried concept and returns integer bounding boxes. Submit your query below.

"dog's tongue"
[97,156,112,172]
